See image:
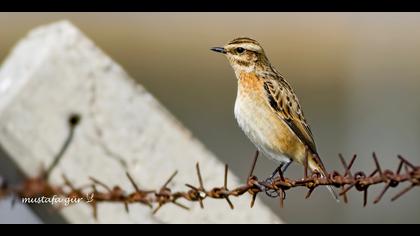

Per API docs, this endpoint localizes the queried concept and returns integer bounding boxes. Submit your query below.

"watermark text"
[21,193,94,207]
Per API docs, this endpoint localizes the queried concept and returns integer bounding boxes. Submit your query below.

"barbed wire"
[0,114,419,219]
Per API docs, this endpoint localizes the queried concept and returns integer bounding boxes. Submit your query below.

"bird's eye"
[236,47,245,54]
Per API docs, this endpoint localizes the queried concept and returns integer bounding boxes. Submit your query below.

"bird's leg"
[269,165,283,181]
[266,159,293,182]
[262,159,293,198]
[264,165,283,198]
[281,159,293,174]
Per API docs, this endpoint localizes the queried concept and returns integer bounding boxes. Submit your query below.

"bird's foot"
[261,176,282,198]
[261,163,290,198]
[264,183,280,198]
[251,176,278,197]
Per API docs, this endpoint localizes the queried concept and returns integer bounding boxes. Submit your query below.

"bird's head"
[211,37,269,74]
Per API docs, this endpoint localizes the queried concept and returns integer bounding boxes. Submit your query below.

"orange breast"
[235,72,306,163]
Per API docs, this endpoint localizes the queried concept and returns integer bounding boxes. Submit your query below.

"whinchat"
[211,37,338,200]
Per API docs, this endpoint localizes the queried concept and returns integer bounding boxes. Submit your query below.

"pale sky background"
[1,13,420,223]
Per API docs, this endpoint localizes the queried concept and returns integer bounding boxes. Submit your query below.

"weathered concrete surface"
[0,21,282,224]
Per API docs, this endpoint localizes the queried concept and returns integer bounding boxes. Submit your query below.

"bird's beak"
[211,47,227,54]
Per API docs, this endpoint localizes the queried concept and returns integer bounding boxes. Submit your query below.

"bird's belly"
[234,91,300,163]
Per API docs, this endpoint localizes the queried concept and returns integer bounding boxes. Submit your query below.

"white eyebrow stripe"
[233,43,261,52]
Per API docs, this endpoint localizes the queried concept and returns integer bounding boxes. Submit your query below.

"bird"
[211,37,338,201]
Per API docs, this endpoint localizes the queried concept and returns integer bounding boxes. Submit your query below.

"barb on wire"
[1,115,420,218]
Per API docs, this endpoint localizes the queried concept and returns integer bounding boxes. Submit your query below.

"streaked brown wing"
[263,79,318,155]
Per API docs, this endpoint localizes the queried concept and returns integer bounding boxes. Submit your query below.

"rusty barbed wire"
[0,151,419,218]
[0,115,419,219]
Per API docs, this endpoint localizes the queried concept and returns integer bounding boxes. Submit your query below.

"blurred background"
[0,12,420,223]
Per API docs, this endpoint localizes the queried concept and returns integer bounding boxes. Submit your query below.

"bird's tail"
[308,152,340,202]
[324,180,340,202]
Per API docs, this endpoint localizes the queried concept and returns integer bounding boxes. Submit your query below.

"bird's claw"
[261,177,283,198]
[253,182,267,192]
